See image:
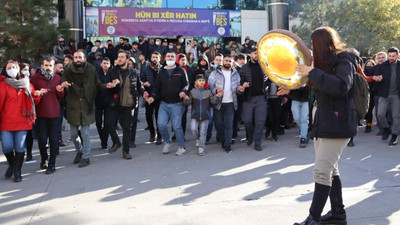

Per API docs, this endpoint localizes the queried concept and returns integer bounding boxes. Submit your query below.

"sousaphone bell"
[257,29,312,90]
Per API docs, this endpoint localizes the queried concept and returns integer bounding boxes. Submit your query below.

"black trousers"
[130,106,139,143]
[145,100,161,137]
[106,106,134,153]
[36,118,59,165]
[266,98,282,135]
[95,104,109,148]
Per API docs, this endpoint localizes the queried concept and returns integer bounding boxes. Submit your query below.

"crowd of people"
[1,28,400,225]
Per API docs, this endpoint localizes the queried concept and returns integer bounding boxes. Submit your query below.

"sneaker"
[45,165,56,174]
[149,134,155,142]
[73,152,83,164]
[195,139,200,147]
[389,134,398,146]
[206,136,211,144]
[254,145,262,151]
[175,146,187,156]
[382,128,391,141]
[162,143,171,154]
[272,134,279,142]
[365,126,371,133]
[40,160,48,169]
[224,145,232,153]
[198,147,205,156]
[300,138,307,148]
[156,136,162,145]
[26,154,33,162]
[78,158,90,168]
[129,141,136,148]
[246,139,253,146]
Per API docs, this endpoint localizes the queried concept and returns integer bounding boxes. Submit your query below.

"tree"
[290,0,400,56]
[0,0,70,65]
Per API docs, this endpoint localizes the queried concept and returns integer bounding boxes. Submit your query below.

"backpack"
[352,72,370,120]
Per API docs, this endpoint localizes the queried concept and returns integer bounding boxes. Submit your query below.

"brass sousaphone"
[257,29,312,90]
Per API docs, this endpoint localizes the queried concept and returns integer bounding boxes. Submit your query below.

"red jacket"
[30,70,64,119]
[0,76,41,131]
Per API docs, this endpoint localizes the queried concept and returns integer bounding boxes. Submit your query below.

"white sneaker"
[195,139,200,147]
[175,146,187,156]
[198,147,205,156]
[162,143,171,154]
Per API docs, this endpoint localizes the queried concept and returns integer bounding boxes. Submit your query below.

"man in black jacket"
[239,48,269,151]
[106,50,149,159]
[373,47,400,146]
[147,51,189,156]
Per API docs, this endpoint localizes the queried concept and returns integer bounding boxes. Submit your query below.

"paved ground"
[1,109,400,225]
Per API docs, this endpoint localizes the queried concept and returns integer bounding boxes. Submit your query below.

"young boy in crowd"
[184,74,222,155]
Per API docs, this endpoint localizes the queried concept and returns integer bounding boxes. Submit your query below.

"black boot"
[389,134,398,146]
[310,182,331,221]
[13,152,25,182]
[4,152,14,179]
[320,176,347,225]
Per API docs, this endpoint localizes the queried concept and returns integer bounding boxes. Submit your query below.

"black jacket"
[153,65,189,103]
[106,66,145,108]
[308,52,358,138]
[373,60,400,98]
[141,64,160,95]
[289,86,310,102]
[239,61,270,101]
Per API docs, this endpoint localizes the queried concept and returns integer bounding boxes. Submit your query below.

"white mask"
[155,41,160,46]
[7,68,19,78]
[21,70,30,77]
[166,60,175,66]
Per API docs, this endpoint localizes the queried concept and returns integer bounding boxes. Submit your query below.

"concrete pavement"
[1,110,400,225]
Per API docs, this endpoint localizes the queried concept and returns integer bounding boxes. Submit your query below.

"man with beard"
[58,51,117,167]
[54,61,67,147]
[106,50,149,159]
[141,51,162,144]
[239,48,269,151]
[373,47,400,146]
[30,56,64,174]
[53,34,69,62]
[208,55,242,153]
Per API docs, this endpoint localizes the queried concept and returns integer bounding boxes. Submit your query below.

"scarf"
[4,77,36,125]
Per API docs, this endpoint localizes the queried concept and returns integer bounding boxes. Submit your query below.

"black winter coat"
[308,52,358,139]
[153,65,189,103]
[239,61,269,101]
[373,60,400,98]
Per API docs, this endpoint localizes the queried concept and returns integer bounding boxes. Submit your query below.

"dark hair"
[132,42,139,46]
[95,40,101,43]
[19,62,29,71]
[124,38,129,42]
[65,54,73,60]
[151,51,161,57]
[178,53,187,61]
[388,47,399,55]
[55,61,64,66]
[1,60,19,77]
[249,47,257,53]
[42,56,55,64]
[235,54,246,61]
[215,53,223,58]
[223,54,233,59]
[117,50,131,59]
[102,57,111,62]
[311,27,346,73]
[166,50,176,56]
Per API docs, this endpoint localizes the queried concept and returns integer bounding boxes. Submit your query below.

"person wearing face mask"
[58,51,117,167]
[141,51,163,144]
[0,60,41,182]
[53,34,69,62]
[20,63,34,162]
[30,56,64,174]
[147,51,189,156]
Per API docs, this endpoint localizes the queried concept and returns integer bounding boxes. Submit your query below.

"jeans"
[1,131,27,154]
[106,106,134,153]
[157,101,185,147]
[378,95,400,135]
[214,103,235,147]
[70,125,91,159]
[242,96,267,145]
[191,119,209,148]
[95,104,109,148]
[36,118,59,165]
[291,100,309,139]
[207,108,214,138]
